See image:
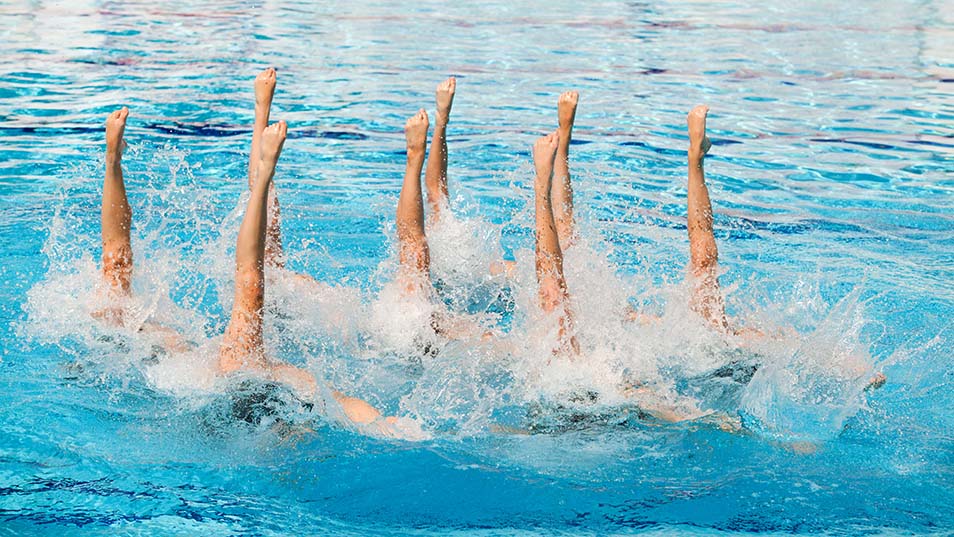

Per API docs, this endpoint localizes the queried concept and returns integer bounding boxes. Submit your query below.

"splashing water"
[6,1,951,532]
[23,136,887,448]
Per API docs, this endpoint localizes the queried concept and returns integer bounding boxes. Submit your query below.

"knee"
[538,282,564,312]
[234,268,265,304]
[691,255,718,277]
[399,240,430,272]
[102,243,133,288]
[102,242,132,269]
[234,267,264,288]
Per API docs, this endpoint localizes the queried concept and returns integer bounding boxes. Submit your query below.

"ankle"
[258,157,278,176]
[255,96,273,110]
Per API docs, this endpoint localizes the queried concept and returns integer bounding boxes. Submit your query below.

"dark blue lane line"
[811,138,899,150]
[0,123,370,140]
[909,138,954,148]
[1,122,944,160]
[811,137,953,150]
[146,123,245,137]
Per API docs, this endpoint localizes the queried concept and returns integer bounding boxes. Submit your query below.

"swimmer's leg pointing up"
[101,107,133,301]
[248,67,284,269]
[222,121,400,425]
[247,68,275,188]
[552,91,579,249]
[397,109,431,284]
[534,131,579,355]
[686,105,728,331]
[220,121,288,373]
[425,77,455,219]
[98,107,191,349]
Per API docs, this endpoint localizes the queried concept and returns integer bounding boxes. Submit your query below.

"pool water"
[2,0,953,534]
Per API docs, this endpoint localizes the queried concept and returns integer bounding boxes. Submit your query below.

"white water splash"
[21,146,884,444]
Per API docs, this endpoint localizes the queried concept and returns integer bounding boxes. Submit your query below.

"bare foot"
[435,77,456,126]
[489,259,517,277]
[533,131,560,191]
[255,67,277,110]
[260,121,287,167]
[91,305,125,327]
[625,306,663,325]
[687,105,711,160]
[557,90,578,135]
[269,362,318,398]
[786,441,819,455]
[105,107,128,160]
[405,108,429,155]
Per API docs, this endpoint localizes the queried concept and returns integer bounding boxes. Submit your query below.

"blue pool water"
[2,0,953,534]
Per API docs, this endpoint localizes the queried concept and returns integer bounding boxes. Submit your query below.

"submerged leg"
[552,91,578,250]
[101,107,133,301]
[533,131,579,355]
[686,105,728,330]
[397,109,431,284]
[220,121,288,374]
[248,67,285,269]
[425,77,455,219]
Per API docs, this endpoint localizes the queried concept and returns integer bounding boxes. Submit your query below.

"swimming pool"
[2,0,953,534]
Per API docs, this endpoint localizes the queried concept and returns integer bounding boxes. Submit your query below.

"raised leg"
[397,109,431,283]
[248,67,284,269]
[220,121,287,374]
[101,107,133,300]
[686,105,728,330]
[533,131,579,355]
[552,90,578,249]
[425,77,455,218]
[224,121,403,427]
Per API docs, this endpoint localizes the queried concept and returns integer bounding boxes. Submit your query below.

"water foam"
[21,145,885,445]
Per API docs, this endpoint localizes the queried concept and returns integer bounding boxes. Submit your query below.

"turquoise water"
[3,0,953,535]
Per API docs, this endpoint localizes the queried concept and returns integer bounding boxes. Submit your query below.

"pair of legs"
[98,108,190,350]
[396,77,456,289]
[248,68,285,270]
[100,107,133,310]
[684,108,885,390]
[219,68,390,423]
[685,106,729,330]
[616,106,727,330]
[531,92,581,355]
